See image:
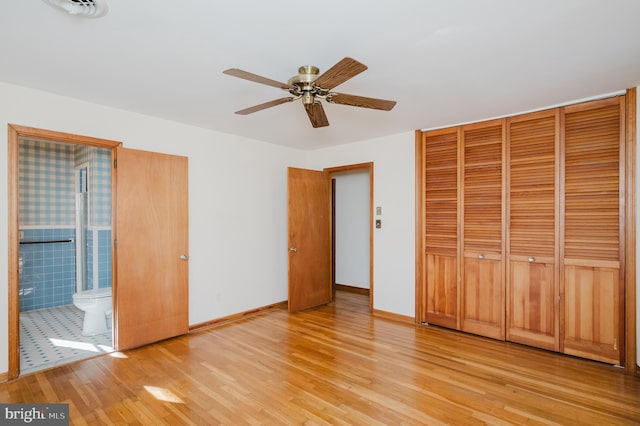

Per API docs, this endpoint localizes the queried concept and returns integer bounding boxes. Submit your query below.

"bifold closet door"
[506,110,559,351]
[422,129,459,329]
[561,97,624,365]
[460,121,505,340]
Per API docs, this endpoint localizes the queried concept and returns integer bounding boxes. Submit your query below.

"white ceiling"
[1,1,640,150]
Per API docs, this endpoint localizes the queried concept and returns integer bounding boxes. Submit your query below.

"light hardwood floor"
[1,291,639,425]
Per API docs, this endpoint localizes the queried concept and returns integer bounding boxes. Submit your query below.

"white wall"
[334,170,370,289]
[1,81,637,373]
[304,132,416,317]
[0,82,304,374]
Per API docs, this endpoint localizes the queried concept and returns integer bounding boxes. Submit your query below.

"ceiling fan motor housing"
[288,66,319,85]
[289,66,322,104]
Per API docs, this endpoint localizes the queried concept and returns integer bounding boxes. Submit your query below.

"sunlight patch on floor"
[144,386,184,404]
[49,338,112,353]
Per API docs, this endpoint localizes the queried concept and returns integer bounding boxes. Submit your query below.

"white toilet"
[72,287,112,336]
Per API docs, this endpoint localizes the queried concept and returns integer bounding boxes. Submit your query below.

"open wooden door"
[114,147,189,350]
[288,167,331,312]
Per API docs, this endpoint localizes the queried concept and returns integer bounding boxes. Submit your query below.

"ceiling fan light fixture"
[41,0,109,18]
[301,92,315,105]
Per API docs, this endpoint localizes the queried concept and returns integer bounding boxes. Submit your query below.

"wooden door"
[421,129,459,328]
[460,121,505,339]
[114,147,189,350]
[506,110,559,351]
[561,97,624,364]
[288,167,331,312]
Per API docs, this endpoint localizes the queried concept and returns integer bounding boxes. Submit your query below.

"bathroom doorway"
[8,125,122,378]
[9,125,190,379]
[16,138,114,374]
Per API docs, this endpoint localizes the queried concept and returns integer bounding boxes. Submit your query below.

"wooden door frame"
[625,88,637,374]
[325,162,374,311]
[415,88,637,372]
[6,124,121,380]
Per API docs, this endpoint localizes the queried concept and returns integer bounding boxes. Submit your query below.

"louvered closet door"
[423,129,459,329]
[506,110,559,351]
[562,97,624,365]
[460,121,504,340]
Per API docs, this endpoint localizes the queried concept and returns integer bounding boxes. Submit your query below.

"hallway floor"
[20,304,113,374]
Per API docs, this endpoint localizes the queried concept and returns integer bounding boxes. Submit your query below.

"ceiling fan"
[223,57,396,128]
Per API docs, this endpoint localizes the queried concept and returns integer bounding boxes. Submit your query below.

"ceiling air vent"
[42,0,108,18]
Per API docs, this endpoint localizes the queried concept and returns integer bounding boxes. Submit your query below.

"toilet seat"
[73,287,111,300]
[72,287,112,336]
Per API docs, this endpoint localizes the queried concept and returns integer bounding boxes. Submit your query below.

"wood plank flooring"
[1,291,639,425]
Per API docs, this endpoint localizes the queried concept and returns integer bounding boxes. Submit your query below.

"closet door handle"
[289,247,297,253]
[528,257,535,263]
[180,254,189,261]
[478,254,485,259]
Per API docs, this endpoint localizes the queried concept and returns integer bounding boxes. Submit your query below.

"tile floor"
[20,304,113,374]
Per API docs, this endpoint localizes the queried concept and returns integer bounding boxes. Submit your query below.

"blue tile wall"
[98,230,112,288]
[19,228,76,311]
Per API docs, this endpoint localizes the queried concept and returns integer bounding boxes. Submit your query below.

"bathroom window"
[78,166,88,194]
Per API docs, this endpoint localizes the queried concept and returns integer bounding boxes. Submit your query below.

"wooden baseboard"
[372,308,415,324]
[335,283,370,295]
[0,371,7,383]
[189,301,288,332]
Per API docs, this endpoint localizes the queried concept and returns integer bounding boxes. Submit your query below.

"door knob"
[180,254,189,260]
[289,247,297,252]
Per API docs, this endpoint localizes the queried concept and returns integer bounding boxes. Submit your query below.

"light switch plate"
[376,206,382,215]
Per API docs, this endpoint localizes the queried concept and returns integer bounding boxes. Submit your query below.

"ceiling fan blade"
[327,93,397,111]
[304,102,330,128]
[235,97,295,115]
[223,68,294,90]
[313,57,368,90]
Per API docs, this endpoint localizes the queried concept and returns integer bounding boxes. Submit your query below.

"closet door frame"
[624,88,636,374]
